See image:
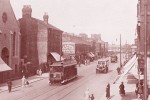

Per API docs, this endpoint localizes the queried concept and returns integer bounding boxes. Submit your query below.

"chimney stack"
[22,5,32,18]
[43,12,49,24]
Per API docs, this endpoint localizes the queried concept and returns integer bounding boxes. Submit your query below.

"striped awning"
[115,54,137,83]
[50,52,64,61]
[90,52,95,57]
[0,57,12,72]
[87,53,93,58]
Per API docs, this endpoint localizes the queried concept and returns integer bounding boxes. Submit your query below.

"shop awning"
[87,53,93,58]
[0,57,12,72]
[50,52,64,61]
[90,52,95,57]
[115,54,137,83]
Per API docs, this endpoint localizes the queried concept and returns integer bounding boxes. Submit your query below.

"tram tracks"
[17,64,97,100]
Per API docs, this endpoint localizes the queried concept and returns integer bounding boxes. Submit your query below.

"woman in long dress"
[84,88,90,100]
[22,76,26,87]
[106,83,110,99]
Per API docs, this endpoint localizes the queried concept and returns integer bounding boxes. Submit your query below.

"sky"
[10,0,138,45]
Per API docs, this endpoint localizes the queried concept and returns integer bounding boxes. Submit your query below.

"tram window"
[53,66,62,72]
[50,74,53,78]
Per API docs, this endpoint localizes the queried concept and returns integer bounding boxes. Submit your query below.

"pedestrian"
[39,69,42,76]
[25,79,29,86]
[22,76,26,87]
[135,81,139,95]
[89,94,94,100]
[36,69,39,75]
[79,61,81,67]
[116,67,120,75]
[137,82,143,99]
[119,82,125,96]
[84,88,90,100]
[84,59,87,65]
[7,79,12,93]
[106,83,110,99]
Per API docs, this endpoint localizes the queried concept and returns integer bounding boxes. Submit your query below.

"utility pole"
[144,0,148,99]
[126,40,127,61]
[120,34,122,68]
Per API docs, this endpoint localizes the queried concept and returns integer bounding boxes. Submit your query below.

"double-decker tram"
[48,57,78,85]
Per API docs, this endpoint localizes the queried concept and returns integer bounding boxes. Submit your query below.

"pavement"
[100,55,150,100]
[0,63,88,93]
[0,73,49,93]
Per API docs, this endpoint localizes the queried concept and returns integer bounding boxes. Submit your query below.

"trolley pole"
[60,33,62,61]
[144,1,148,99]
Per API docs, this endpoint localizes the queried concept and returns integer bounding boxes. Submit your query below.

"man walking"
[7,79,12,93]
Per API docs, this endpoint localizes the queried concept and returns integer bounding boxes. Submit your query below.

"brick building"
[91,34,107,58]
[0,0,20,83]
[137,0,150,94]
[19,5,63,74]
[62,32,92,63]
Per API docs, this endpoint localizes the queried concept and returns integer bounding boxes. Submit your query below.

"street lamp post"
[144,1,148,100]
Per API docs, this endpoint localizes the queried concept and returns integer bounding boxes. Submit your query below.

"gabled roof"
[0,0,20,31]
[33,18,63,32]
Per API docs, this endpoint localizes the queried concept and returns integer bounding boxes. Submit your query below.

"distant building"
[90,33,108,57]
[19,5,63,73]
[91,34,101,42]
[79,33,88,40]
[0,0,20,83]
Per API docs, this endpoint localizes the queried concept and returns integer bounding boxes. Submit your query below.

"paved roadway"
[0,54,126,100]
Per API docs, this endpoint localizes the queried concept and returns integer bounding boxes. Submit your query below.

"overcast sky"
[10,0,138,45]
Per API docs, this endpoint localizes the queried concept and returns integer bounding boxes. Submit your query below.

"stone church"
[0,0,20,83]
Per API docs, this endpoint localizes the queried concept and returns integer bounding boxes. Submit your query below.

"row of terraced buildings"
[0,0,108,83]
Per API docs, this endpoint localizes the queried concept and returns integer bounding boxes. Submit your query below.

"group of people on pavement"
[6,75,30,93]
[36,69,42,76]
[83,82,126,100]
[21,75,29,88]
[135,81,149,99]
[105,82,125,99]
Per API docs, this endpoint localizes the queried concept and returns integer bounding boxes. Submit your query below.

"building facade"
[90,34,107,58]
[62,32,92,63]
[0,0,20,83]
[19,5,62,74]
[137,0,150,93]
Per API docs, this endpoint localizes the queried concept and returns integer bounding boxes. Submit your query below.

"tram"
[48,58,78,85]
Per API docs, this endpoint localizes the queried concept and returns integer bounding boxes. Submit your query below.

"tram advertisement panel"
[62,42,75,54]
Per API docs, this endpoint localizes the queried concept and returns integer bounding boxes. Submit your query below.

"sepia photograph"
[0,0,150,100]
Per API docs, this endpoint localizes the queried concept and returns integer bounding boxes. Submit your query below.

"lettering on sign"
[62,43,75,54]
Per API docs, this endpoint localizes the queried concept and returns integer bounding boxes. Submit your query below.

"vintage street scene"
[0,0,150,100]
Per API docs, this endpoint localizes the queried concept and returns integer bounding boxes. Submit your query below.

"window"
[13,32,16,56]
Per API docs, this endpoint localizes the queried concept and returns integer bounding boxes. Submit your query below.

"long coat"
[119,84,125,94]
[106,84,110,98]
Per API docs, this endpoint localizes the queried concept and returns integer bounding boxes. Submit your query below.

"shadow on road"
[121,91,137,100]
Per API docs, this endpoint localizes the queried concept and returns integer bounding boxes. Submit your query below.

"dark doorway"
[0,47,9,83]
[1,47,9,65]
